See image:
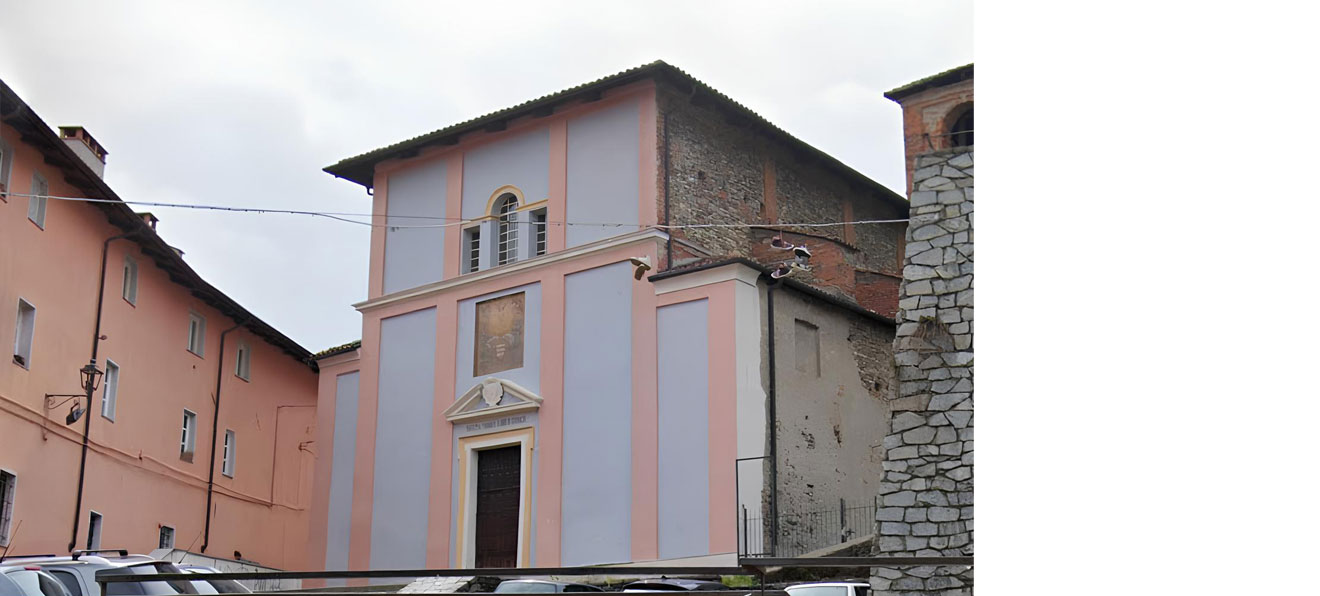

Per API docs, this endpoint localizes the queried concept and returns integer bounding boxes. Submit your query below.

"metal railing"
[740,498,878,558]
[95,558,973,595]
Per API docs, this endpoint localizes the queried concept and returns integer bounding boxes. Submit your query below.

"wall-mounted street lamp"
[79,361,104,394]
[44,360,104,427]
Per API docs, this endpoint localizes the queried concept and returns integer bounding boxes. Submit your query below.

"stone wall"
[872,147,973,595]
[656,86,908,314]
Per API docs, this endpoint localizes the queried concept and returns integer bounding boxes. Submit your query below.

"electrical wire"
[6,191,910,230]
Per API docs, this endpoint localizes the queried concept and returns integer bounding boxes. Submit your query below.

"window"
[794,319,820,377]
[28,171,48,228]
[496,195,519,266]
[0,138,13,201]
[222,429,236,477]
[158,525,175,549]
[49,570,83,596]
[187,312,206,356]
[949,105,973,147]
[122,256,139,305]
[13,298,36,368]
[531,208,547,256]
[464,226,482,273]
[86,511,102,550]
[180,409,197,461]
[0,470,16,546]
[234,342,250,381]
[101,360,119,421]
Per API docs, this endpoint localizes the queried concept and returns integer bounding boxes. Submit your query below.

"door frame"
[455,426,535,568]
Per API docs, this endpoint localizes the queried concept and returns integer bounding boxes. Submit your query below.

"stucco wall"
[656,298,711,560]
[461,127,550,219]
[566,99,641,247]
[561,262,634,565]
[0,120,317,568]
[324,371,359,574]
[369,307,438,569]
[771,287,894,555]
[383,162,447,294]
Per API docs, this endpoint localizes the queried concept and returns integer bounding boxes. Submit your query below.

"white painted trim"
[356,228,669,312]
[444,377,544,423]
[733,279,768,534]
[653,262,761,295]
[457,432,533,569]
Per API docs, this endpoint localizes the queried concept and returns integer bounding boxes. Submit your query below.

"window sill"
[180,452,194,464]
[28,218,45,231]
[12,356,29,370]
[186,349,205,360]
[101,414,114,423]
[122,297,137,308]
[234,374,250,383]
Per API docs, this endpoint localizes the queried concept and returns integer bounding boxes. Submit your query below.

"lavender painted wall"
[656,298,711,559]
[461,128,550,219]
[566,100,641,247]
[324,371,359,575]
[561,262,633,565]
[384,162,447,293]
[369,308,437,570]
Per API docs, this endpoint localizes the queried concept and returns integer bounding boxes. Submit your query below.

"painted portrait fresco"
[475,292,525,376]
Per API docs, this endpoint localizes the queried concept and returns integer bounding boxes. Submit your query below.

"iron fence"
[740,498,877,558]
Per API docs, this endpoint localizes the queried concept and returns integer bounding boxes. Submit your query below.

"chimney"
[58,126,108,178]
[137,212,159,230]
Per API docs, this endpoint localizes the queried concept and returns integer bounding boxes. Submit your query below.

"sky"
[0,0,972,351]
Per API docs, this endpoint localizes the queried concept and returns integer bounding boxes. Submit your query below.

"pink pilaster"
[548,120,568,252]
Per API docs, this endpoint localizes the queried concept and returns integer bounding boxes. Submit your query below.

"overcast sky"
[0,0,972,351]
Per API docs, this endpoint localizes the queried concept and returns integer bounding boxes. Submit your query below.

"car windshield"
[97,563,200,595]
[786,586,852,596]
[496,581,561,593]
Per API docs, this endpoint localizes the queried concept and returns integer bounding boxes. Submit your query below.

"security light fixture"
[629,256,652,280]
[66,402,84,425]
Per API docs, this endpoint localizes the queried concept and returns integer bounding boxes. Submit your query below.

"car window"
[98,563,200,595]
[3,570,73,596]
[48,570,84,596]
[496,581,561,593]
[786,587,850,596]
[563,585,603,593]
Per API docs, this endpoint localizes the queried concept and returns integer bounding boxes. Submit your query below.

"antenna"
[0,520,23,563]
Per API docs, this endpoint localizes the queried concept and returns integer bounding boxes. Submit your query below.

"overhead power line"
[7,192,910,230]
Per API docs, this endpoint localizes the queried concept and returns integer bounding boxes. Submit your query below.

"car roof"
[787,583,870,588]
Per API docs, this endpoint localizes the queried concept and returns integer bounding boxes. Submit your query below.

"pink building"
[0,79,318,569]
[311,62,906,573]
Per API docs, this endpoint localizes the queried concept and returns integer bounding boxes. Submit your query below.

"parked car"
[784,582,869,596]
[2,550,213,596]
[494,579,604,593]
[0,565,74,596]
[176,566,250,594]
[621,579,728,592]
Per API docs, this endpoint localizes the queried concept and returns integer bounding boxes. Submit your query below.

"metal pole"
[742,505,749,557]
[840,498,845,543]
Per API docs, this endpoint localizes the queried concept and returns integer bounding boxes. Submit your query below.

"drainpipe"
[201,320,244,553]
[765,278,780,554]
[662,111,673,268]
[68,231,138,552]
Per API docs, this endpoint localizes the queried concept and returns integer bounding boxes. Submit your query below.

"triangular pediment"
[444,377,543,423]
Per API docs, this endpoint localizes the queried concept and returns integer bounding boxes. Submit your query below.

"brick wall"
[656,86,908,315]
[893,79,974,195]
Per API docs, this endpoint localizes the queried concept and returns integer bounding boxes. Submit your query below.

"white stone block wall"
[872,148,973,595]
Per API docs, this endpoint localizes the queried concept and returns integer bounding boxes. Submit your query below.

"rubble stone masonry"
[872,147,973,595]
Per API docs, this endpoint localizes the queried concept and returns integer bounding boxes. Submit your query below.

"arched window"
[496,194,519,266]
[949,105,973,147]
